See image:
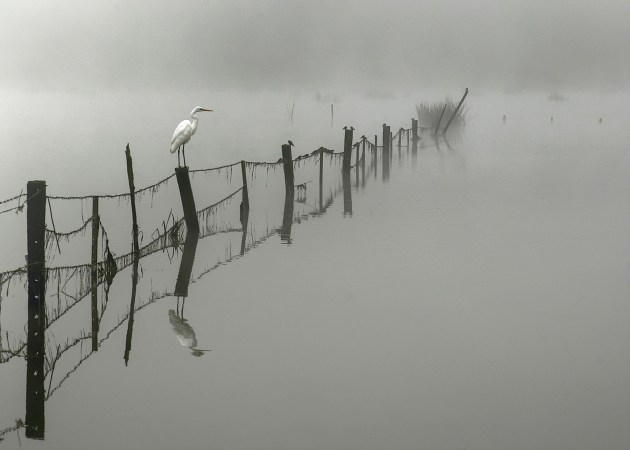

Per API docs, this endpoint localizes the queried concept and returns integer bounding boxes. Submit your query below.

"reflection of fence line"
[0,117,438,442]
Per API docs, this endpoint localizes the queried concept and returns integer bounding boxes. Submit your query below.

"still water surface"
[1,92,629,449]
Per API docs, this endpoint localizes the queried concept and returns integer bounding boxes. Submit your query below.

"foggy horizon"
[2,0,629,95]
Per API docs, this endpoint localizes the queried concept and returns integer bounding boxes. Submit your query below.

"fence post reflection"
[123,254,139,366]
[342,151,353,218]
[281,188,294,244]
[174,233,199,298]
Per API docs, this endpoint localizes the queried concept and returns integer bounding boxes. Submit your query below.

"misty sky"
[1,0,629,94]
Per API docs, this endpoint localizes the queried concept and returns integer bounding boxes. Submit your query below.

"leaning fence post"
[175,166,200,235]
[343,126,354,171]
[281,143,294,194]
[125,144,139,254]
[26,180,46,439]
[239,160,249,223]
[91,196,99,351]
[442,87,468,135]
[434,104,447,135]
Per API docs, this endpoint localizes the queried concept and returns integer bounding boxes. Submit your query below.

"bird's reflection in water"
[168,298,210,357]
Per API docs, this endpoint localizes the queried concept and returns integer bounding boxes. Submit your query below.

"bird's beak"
[201,108,213,112]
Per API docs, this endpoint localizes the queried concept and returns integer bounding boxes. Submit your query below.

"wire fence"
[0,118,434,441]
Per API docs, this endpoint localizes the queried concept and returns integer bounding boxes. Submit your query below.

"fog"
[1,0,629,94]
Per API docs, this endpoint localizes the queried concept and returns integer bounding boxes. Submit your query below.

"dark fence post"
[412,118,419,163]
[239,160,249,224]
[175,166,199,235]
[442,87,468,135]
[373,134,378,178]
[382,124,388,159]
[361,136,366,164]
[281,143,294,194]
[342,166,352,217]
[382,125,390,182]
[174,234,199,297]
[390,126,394,161]
[125,144,139,254]
[343,126,354,171]
[91,196,99,351]
[319,149,324,211]
[280,189,295,244]
[26,180,46,440]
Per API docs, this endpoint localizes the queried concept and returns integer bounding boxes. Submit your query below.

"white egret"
[170,106,213,167]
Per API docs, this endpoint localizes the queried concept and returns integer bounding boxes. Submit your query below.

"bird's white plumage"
[169,106,212,166]
[170,120,194,153]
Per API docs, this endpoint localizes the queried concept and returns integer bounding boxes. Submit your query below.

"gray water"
[1,91,629,450]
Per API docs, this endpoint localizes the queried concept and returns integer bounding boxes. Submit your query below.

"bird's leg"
[177,148,181,168]
[183,144,187,168]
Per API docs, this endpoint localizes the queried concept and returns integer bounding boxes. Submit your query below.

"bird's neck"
[190,115,200,134]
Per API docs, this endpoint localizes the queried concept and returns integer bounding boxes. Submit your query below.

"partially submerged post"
[412,118,419,163]
[361,135,366,164]
[125,144,140,254]
[174,233,199,297]
[382,124,389,160]
[280,189,295,244]
[342,126,354,171]
[175,167,199,235]
[342,165,352,217]
[319,149,324,211]
[26,180,46,440]
[281,142,294,195]
[239,160,249,223]
[373,134,378,178]
[91,196,100,351]
[382,125,390,181]
[442,87,468,135]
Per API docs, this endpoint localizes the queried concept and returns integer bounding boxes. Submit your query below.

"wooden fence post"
[382,124,388,159]
[281,189,295,244]
[343,126,354,171]
[373,134,378,178]
[91,196,99,351]
[319,149,324,211]
[175,166,200,235]
[239,160,249,224]
[412,118,419,162]
[125,144,139,254]
[281,143,294,194]
[342,165,352,217]
[26,180,46,439]
[442,87,468,135]
[361,136,366,164]
[174,233,199,297]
